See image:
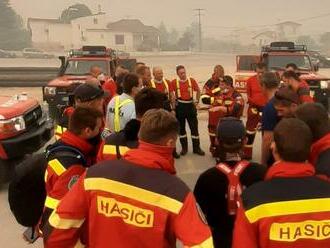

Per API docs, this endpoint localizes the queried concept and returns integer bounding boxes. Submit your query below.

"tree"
[0,0,31,50]
[177,29,195,51]
[296,35,319,50]
[60,3,92,23]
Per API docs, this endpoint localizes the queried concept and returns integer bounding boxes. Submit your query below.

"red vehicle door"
[234,55,259,93]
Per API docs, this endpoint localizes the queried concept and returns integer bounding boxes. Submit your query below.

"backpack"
[8,145,86,227]
[216,160,250,215]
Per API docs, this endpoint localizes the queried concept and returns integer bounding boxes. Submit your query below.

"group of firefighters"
[26,61,330,247]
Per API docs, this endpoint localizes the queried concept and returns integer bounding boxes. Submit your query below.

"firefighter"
[54,83,106,140]
[114,65,129,95]
[90,65,117,104]
[207,76,244,156]
[172,65,205,156]
[295,103,330,177]
[194,117,266,248]
[151,66,176,111]
[40,107,103,235]
[106,73,142,133]
[282,70,314,103]
[200,65,225,104]
[43,109,213,248]
[97,88,165,162]
[233,118,330,248]
[136,65,152,87]
[244,62,267,159]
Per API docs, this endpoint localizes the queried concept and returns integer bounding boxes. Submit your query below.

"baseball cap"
[217,117,246,142]
[274,86,299,104]
[73,83,107,102]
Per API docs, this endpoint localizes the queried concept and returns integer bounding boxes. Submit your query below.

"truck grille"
[24,106,42,129]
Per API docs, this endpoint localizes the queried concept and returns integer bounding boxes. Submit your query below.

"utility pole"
[194,8,205,52]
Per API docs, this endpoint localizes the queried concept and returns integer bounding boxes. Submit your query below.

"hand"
[209,106,227,113]
[195,103,200,110]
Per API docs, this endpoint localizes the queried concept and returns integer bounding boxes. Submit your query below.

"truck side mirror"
[58,56,66,75]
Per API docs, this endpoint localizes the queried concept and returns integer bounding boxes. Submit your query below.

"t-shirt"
[262,98,279,131]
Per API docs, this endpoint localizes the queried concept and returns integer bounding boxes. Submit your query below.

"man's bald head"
[153,67,163,81]
[90,66,102,78]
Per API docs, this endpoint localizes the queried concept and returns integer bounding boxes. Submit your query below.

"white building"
[27,14,159,51]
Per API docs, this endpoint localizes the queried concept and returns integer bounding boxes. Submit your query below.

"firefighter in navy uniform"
[194,117,266,248]
[97,88,166,162]
[172,65,205,156]
[54,83,106,140]
[43,109,213,248]
[233,118,330,248]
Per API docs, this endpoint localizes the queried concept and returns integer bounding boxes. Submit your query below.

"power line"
[194,8,205,52]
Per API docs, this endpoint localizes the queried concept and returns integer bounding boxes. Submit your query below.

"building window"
[93,18,98,25]
[115,35,125,45]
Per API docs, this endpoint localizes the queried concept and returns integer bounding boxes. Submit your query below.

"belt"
[178,99,193,104]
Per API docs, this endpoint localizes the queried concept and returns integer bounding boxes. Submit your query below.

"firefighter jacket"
[246,75,267,107]
[297,80,314,103]
[40,131,94,232]
[208,88,244,128]
[43,141,213,248]
[97,119,140,162]
[233,161,330,248]
[101,77,117,106]
[201,74,221,105]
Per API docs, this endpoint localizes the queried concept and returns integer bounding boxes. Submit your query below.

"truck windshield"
[64,60,107,75]
[268,55,312,70]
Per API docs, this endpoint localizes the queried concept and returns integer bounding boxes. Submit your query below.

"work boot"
[173,150,180,159]
[192,137,205,156]
[180,137,188,156]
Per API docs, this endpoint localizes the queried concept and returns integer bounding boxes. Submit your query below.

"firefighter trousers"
[176,102,201,151]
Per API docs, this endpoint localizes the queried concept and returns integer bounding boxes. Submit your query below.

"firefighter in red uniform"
[200,65,225,104]
[43,109,213,248]
[90,65,117,105]
[205,76,244,155]
[233,118,330,248]
[282,70,314,103]
[40,108,103,235]
[54,83,107,140]
[172,65,205,156]
[244,63,267,160]
[97,88,165,162]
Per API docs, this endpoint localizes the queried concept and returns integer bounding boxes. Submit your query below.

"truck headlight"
[44,87,56,96]
[320,81,330,89]
[0,116,26,133]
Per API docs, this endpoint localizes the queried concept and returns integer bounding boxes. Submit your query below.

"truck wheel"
[0,157,25,186]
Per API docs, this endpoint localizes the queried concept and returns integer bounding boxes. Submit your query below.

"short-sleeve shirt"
[262,98,279,131]
[172,78,199,100]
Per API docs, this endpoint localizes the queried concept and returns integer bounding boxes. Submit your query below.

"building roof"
[252,31,277,40]
[275,21,302,27]
[27,18,63,24]
[107,19,159,34]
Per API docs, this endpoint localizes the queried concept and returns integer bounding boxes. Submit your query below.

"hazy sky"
[10,0,330,36]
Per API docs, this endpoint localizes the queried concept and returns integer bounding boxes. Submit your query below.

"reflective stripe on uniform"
[190,236,214,248]
[151,79,169,95]
[191,135,200,139]
[114,96,133,132]
[55,125,67,140]
[103,145,130,156]
[84,178,183,214]
[49,211,84,230]
[48,159,67,176]
[212,87,221,94]
[176,78,193,100]
[179,134,187,139]
[209,132,216,137]
[45,196,60,209]
[74,240,85,248]
[245,198,330,224]
[178,99,193,103]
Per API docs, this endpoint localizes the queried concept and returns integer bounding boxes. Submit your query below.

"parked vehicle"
[0,49,16,58]
[235,42,330,110]
[22,48,54,59]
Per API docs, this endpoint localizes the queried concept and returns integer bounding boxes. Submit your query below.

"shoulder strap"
[216,160,250,215]
[176,79,181,98]
[151,79,156,89]
[46,145,86,166]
